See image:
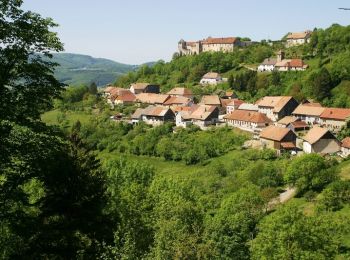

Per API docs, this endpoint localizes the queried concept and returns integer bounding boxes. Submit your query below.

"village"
[102,83,350,159]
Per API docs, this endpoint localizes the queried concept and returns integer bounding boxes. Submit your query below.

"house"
[201,37,242,52]
[200,95,222,107]
[285,31,312,47]
[200,72,223,85]
[224,110,272,135]
[275,59,308,71]
[135,93,170,105]
[255,96,299,122]
[130,83,160,94]
[274,50,308,71]
[174,106,197,128]
[226,99,245,114]
[320,108,350,132]
[135,106,175,126]
[167,87,193,98]
[260,126,297,151]
[189,105,220,128]
[303,127,340,154]
[341,137,350,158]
[276,116,299,127]
[238,103,259,112]
[292,104,325,125]
[163,96,193,107]
[114,91,136,105]
[287,120,309,133]
[178,37,243,55]
[131,108,144,124]
[258,58,277,72]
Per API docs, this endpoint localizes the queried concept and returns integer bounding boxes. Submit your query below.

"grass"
[338,160,350,180]
[42,109,95,127]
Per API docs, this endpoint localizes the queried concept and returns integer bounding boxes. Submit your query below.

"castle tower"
[277,50,285,62]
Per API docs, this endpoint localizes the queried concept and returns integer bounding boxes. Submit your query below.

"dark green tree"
[89,82,98,95]
[311,67,333,101]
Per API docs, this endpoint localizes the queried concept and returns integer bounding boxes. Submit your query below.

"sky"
[23,0,350,65]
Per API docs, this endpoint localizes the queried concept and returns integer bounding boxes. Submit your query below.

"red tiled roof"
[281,142,296,149]
[115,92,136,102]
[320,108,350,121]
[342,137,350,149]
[224,110,272,124]
[289,59,304,67]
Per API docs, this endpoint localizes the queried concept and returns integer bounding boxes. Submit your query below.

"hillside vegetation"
[48,53,137,86]
[116,24,350,107]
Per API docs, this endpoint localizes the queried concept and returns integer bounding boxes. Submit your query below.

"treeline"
[77,119,249,165]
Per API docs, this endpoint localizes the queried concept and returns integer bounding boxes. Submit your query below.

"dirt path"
[268,187,297,210]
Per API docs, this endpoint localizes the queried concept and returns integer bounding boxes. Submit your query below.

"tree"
[89,82,98,95]
[206,185,265,259]
[311,67,333,101]
[317,180,350,211]
[228,74,234,89]
[284,154,338,194]
[271,70,281,86]
[0,0,64,123]
[251,203,349,259]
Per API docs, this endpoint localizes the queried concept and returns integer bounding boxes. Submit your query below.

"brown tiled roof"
[202,72,221,79]
[225,91,234,97]
[320,108,350,121]
[143,106,171,117]
[278,116,298,125]
[289,120,309,129]
[292,104,325,116]
[260,126,293,141]
[163,96,191,106]
[131,83,150,90]
[202,37,238,44]
[200,95,221,106]
[281,142,296,149]
[190,105,217,121]
[256,96,295,113]
[104,86,116,93]
[224,110,272,124]
[287,31,311,39]
[135,93,170,104]
[171,105,196,113]
[167,87,193,96]
[115,92,136,102]
[303,127,333,144]
[226,99,244,107]
[342,137,350,149]
[275,59,306,68]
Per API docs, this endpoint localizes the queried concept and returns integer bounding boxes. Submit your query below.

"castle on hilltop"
[178,37,252,55]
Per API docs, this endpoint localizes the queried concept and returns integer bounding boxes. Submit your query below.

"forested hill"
[49,53,137,86]
[116,24,350,108]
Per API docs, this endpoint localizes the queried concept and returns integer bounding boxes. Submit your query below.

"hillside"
[49,53,137,86]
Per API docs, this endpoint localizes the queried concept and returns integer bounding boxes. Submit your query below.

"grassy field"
[42,109,95,127]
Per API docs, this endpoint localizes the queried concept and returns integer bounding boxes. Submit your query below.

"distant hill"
[49,53,137,86]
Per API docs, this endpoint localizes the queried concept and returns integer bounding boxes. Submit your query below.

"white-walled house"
[258,58,277,72]
[224,110,272,135]
[285,31,312,47]
[320,108,350,132]
[303,127,340,154]
[226,99,244,114]
[200,72,223,85]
